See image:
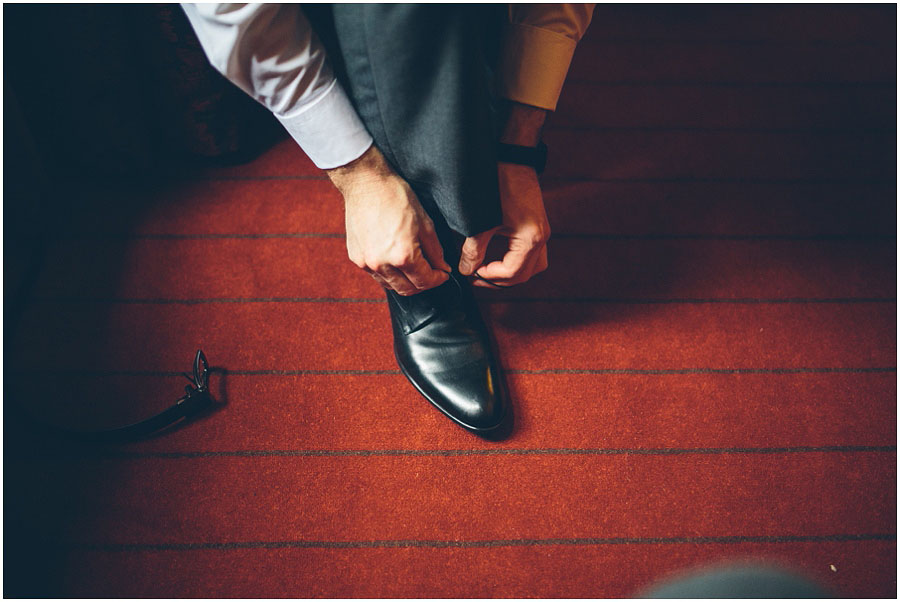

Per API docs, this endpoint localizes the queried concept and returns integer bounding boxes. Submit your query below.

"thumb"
[459,228,496,275]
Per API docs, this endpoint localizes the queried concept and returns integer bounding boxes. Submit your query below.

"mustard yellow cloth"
[499,4,595,110]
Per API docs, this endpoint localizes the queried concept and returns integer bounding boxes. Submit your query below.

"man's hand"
[458,162,550,286]
[327,145,450,295]
[458,102,550,287]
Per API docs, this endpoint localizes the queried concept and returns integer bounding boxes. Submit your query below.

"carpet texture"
[4,4,896,598]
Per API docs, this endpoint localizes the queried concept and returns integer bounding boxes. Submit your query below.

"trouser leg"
[304,5,510,434]
[307,4,504,251]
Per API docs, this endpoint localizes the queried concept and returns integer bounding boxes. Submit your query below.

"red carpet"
[5,4,896,597]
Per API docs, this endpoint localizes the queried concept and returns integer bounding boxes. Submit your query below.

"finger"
[364,266,394,290]
[378,265,419,296]
[368,271,391,289]
[399,246,450,291]
[534,248,549,274]
[458,228,497,275]
[518,249,544,283]
[418,220,452,274]
[475,246,532,284]
[472,255,535,288]
[473,242,548,287]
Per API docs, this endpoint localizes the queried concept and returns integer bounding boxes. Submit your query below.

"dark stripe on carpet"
[99,446,896,459]
[15,367,896,376]
[55,233,900,240]
[72,533,896,552]
[27,297,898,305]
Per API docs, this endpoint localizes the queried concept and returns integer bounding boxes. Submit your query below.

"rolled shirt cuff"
[276,78,374,169]
[498,22,578,111]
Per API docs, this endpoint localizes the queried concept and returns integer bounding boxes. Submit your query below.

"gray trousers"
[306,4,505,255]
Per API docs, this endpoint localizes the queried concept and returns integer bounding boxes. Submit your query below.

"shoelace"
[473,271,510,289]
[438,268,509,289]
[436,267,510,289]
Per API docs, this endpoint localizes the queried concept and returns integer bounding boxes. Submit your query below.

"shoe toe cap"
[424,362,506,431]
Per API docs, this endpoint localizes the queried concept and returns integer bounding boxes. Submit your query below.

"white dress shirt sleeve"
[181,3,373,169]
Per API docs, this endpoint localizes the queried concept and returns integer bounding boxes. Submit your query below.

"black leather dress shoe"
[386,272,506,432]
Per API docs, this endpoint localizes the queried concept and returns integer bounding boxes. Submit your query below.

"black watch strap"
[497,141,548,174]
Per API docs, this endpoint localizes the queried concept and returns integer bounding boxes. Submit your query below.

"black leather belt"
[38,350,215,442]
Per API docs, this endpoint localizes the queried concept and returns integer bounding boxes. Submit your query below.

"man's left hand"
[458,162,550,287]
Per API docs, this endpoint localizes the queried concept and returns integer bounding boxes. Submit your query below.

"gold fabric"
[499,3,595,110]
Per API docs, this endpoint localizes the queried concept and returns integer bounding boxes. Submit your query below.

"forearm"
[182,3,372,169]
[499,102,547,147]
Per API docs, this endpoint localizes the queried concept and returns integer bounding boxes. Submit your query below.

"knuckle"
[538,230,550,244]
[526,223,550,245]
[530,230,550,246]
[388,249,414,268]
[372,261,393,274]
[395,256,415,269]
[521,229,542,247]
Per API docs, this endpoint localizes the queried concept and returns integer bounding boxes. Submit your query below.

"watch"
[497,140,548,174]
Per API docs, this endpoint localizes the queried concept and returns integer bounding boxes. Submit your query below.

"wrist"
[500,102,547,147]
[325,143,392,193]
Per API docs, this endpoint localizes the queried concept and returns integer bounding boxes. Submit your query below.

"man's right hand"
[326,145,451,296]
